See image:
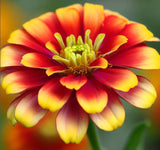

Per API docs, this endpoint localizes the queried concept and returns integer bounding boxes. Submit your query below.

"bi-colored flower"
[1,3,160,143]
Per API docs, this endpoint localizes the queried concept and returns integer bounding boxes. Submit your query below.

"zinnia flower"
[1,3,160,143]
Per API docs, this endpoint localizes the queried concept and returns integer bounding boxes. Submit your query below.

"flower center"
[63,43,96,66]
[52,30,105,75]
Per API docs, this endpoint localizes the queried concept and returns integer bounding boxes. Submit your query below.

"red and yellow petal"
[71,4,83,18]
[93,68,138,92]
[108,45,160,69]
[1,45,30,67]
[8,29,53,56]
[2,69,48,94]
[89,57,108,69]
[115,76,157,108]
[39,12,65,37]
[38,12,64,54]
[14,90,47,127]
[45,40,61,55]
[21,52,55,68]
[146,37,160,42]
[60,74,87,90]
[76,78,108,113]
[100,35,128,55]
[90,88,125,131]
[46,66,65,76]
[56,94,89,144]
[104,9,128,21]
[100,14,128,39]
[119,23,153,49]
[56,4,83,37]
[23,18,53,45]
[84,3,104,40]
[38,77,72,112]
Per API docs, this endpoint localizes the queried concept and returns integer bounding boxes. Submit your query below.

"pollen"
[52,30,105,75]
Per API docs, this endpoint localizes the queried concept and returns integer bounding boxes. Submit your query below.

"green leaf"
[124,120,151,150]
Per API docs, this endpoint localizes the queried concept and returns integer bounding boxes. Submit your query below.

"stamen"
[70,34,76,45]
[77,36,84,45]
[70,53,77,66]
[102,49,118,57]
[45,41,59,55]
[88,50,96,63]
[66,36,73,47]
[64,48,70,60]
[81,51,88,65]
[76,54,82,65]
[94,33,105,51]
[85,30,91,44]
[52,55,69,66]
[88,39,93,50]
[67,65,88,76]
[54,33,65,49]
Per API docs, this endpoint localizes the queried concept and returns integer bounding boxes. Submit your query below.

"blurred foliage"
[124,120,150,150]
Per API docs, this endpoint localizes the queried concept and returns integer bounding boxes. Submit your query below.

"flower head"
[1,3,160,143]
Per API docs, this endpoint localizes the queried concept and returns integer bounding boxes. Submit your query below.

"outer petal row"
[7,90,47,127]
[1,45,30,67]
[38,12,65,36]
[90,88,125,131]
[108,45,160,69]
[21,52,56,68]
[100,13,128,39]
[2,69,49,94]
[23,18,54,45]
[8,29,53,56]
[56,93,88,144]
[38,77,72,112]
[120,23,154,49]
[116,76,157,108]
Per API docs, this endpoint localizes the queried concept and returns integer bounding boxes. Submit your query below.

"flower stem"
[87,119,102,150]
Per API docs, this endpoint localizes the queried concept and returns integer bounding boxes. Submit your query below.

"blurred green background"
[1,0,160,150]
